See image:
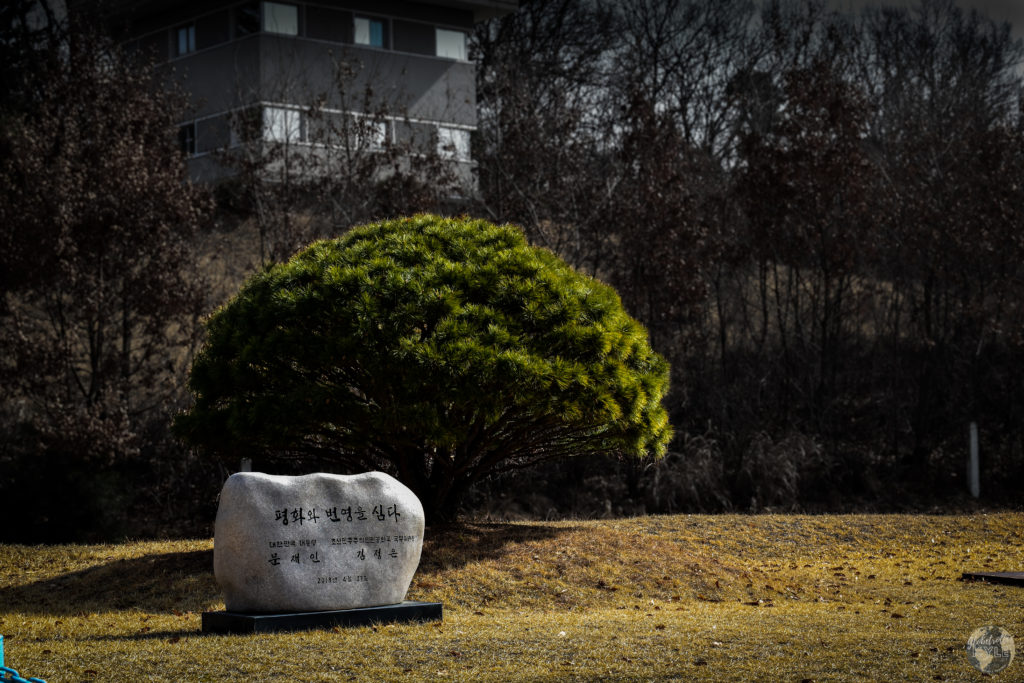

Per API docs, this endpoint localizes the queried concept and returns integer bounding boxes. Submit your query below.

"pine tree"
[176,214,671,521]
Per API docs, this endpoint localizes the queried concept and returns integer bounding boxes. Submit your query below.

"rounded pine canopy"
[177,215,671,501]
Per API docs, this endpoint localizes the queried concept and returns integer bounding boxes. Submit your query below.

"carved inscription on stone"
[213,471,425,613]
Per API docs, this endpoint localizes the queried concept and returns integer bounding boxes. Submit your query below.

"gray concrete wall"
[306,5,353,43]
[196,114,233,153]
[126,0,499,186]
[150,5,476,126]
[196,9,232,49]
[330,0,473,28]
[162,36,261,116]
[121,0,474,44]
[257,38,476,125]
[171,33,473,157]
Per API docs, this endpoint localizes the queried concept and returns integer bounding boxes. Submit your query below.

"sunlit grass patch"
[1,514,1021,681]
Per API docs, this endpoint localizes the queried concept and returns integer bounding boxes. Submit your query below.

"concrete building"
[96,1,516,183]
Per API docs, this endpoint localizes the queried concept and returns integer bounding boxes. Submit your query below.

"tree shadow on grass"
[83,630,208,642]
[1,523,571,617]
[0,550,218,617]
[418,521,575,574]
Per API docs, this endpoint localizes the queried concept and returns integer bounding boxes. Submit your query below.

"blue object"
[0,635,47,683]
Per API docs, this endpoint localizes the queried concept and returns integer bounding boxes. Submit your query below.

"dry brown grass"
[1,513,1022,681]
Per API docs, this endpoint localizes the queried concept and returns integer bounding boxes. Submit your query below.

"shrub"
[175,215,671,521]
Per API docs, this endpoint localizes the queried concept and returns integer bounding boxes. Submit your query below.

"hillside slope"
[1,513,1021,681]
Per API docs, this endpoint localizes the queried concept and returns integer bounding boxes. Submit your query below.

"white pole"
[968,422,980,498]
[240,457,252,472]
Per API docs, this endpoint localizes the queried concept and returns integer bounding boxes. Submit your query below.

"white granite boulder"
[213,471,425,613]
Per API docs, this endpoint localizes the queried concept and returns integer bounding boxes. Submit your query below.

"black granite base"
[202,601,443,634]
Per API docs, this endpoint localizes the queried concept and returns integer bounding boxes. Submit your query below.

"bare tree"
[472,0,1024,510]
[473,0,617,264]
[0,5,214,539]
[217,49,461,265]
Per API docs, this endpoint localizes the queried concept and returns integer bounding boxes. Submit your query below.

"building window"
[264,106,304,143]
[437,126,470,160]
[435,28,466,61]
[175,24,196,56]
[354,119,387,150]
[354,17,385,48]
[179,123,196,155]
[263,2,298,35]
[235,2,260,36]
[229,108,261,146]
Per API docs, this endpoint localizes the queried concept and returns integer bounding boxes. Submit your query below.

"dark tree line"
[0,2,463,541]
[0,3,216,540]
[473,0,1024,511]
[2,0,1022,541]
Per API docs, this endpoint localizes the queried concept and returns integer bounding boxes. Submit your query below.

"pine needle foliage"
[175,215,671,520]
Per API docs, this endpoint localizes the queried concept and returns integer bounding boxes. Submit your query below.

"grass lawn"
[1,513,1021,681]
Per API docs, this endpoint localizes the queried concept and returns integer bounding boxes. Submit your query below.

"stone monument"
[201,471,442,633]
